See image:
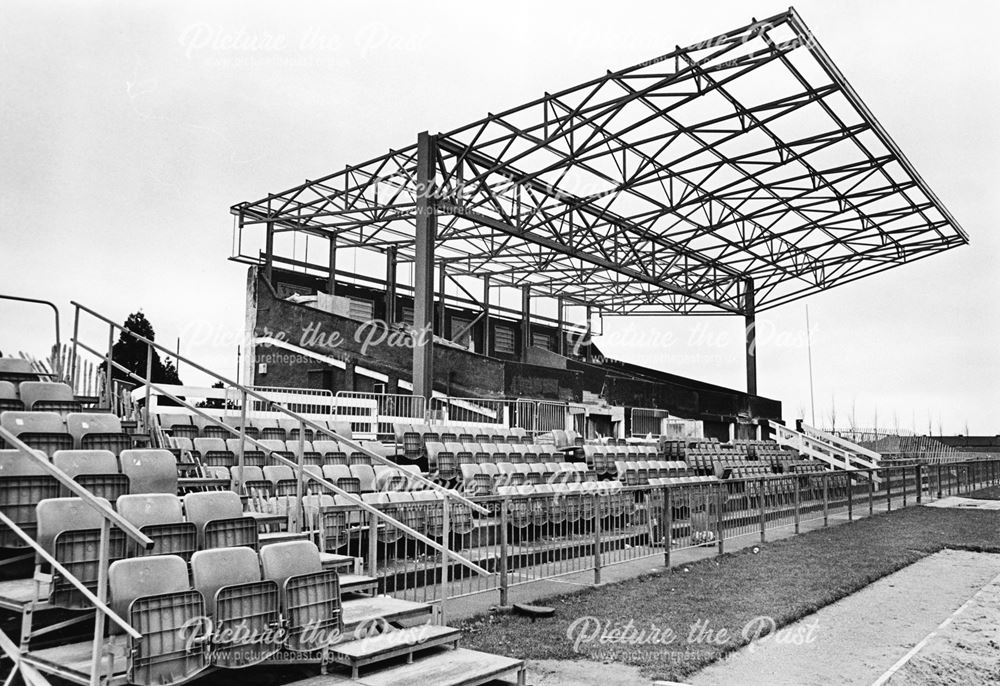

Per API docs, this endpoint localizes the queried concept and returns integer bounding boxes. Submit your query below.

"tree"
[100,311,182,386]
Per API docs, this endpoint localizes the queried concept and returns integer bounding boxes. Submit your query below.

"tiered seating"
[395,422,529,462]
[614,460,691,486]
[157,412,354,443]
[0,358,41,386]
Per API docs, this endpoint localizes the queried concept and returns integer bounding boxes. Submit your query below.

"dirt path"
[684,549,1000,686]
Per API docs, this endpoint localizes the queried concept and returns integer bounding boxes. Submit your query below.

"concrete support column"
[411,131,437,399]
[385,246,397,323]
[521,286,531,362]
[745,278,757,397]
[344,361,356,392]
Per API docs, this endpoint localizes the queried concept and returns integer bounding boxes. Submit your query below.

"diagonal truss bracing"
[232,8,967,316]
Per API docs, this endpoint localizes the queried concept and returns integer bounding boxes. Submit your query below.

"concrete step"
[328,623,461,679]
[341,595,433,634]
[348,647,524,686]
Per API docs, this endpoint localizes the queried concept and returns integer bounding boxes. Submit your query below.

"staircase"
[769,421,882,483]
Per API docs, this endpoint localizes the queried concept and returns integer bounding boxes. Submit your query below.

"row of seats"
[158,412,353,442]
[0,380,83,413]
[0,358,41,386]
[582,446,670,475]
[459,462,594,495]
[0,410,131,454]
[219,463,424,496]
[614,460,693,485]
[168,437,393,468]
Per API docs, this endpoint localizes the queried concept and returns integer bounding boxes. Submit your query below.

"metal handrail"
[72,334,493,579]
[71,300,489,516]
[0,294,61,379]
[0,427,153,549]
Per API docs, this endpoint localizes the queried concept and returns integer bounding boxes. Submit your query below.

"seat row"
[458,462,595,495]
[0,410,132,454]
[582,446,673,474]
[0,380,83,413]
[218,463,425,496]
[613,460,692,485]
[0,358,41,385]
[167,436,395,468]
[158,412,354,442]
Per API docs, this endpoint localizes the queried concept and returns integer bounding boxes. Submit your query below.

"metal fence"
[320,459,1000,609]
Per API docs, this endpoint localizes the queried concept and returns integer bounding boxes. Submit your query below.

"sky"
[2,0,998,434]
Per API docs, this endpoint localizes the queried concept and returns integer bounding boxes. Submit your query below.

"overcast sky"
[2,0,997,434]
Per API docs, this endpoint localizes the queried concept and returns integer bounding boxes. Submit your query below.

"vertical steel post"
[886,468,892,512]
[847,475,853,521]
[70,305,80,392]
[758,478,766,543]
[439,496,450,624]
[385,246,397,324]
[663,487,672,567]
[265,221,275,284]
[594,493,603,584]
[499,497,509,607]
[104,325,114,411]
[328,236,337,295]
[237,390,247,492]
[916,464,922,504]
[716,485,724,555]
[367,509,378,578]
[143,343,153,432]
[744,278,757,397]
[937,463,943,499]
[794,477,800,534]
[294,419,306,533]
[89,518,111,686]
[412,132,437,399]
[902,466,908,507]
[521,286,531,362]
[822,472,828,526]
[868,472,874,516]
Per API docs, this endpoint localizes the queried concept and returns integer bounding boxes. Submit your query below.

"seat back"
[183,490,256,550]
[52,449,128,501]
[19,382,78,412]
[120,449,178,494]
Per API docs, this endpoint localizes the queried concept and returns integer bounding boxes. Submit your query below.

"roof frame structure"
[232,7,967,317]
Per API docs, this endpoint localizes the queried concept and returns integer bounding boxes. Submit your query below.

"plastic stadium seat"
[191,546,280,668]
[109,555,210,685]
[374,466,409,491]
[18,382,81,413]
[0,359,37,385]
[263,465,297,496]
[37,496,125,608]
[0,448,60,547]
[259,540,342,653]
[350,464,377,493]
[260,424,287,441]
[65,413,129,453]
[321,465,358,495]
[52,449,128,502]
[159,413,198,441]
[233,466,269,496]
[193,437,234,467]
[225,438,265,467]
[0,382,22,412]
[1,411,73,454]
[184,490,257,550]
[258,439,292,463]
[119,449,178,494]
[117,493,197,559]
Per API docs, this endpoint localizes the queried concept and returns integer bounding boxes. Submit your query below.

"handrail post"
[716,485,724,555]
[439,496,450,625]
[499,497,509,607]
[886,468,892,512]
[104,325,114,411]
[847,474,853,521]
[70,305,81,391]
[822,472,829,526]
[663,487,672,567]
[916,464,922,504]
[758,478,766,542]
[237,390,247,492]
[294,419,306,533]
[367,510,378,578]
[593,492,603,585]
[794,477,800,534]
[868,471,874,516]
[937,463,943,499]
[143,343,153,433]
[902,465,908,507]
[89,518,111,686]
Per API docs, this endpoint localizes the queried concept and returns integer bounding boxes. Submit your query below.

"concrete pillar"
[521,286,531,362]
[327,235,337,295]
[745,278,757,397]
[344,361,356,392]
[411,131,437,399]
[385,246,397,323]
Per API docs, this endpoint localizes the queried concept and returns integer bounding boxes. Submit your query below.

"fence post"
[143,343,153,433]
[868,472,874,516]
[663,487,672,567]
[70,305,80,392]
[937,463,943,499]
[499,497,509,607]
[89,518,111,686]
[822,472,829,527]
[236,390,247,492]
[902,465,908,507]
[916,464,922,504]
[758,478,766,543]
[847,474,853,521]
[367,509,378,578]
[104,325,114,411]
[794,477,800,534]
[439,496,450,625]
[294,419,306,533]
[593,492,603,585]
[716,485,724,555]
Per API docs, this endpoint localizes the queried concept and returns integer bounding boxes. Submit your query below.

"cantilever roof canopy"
[231,8,967,317]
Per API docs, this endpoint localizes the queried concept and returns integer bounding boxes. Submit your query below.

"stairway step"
[339,573,378,595]
[320,551,358,574]
[328,624,461,679]
[350,647,524,686]
[259,530,311,545]
[341,595,433,633]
